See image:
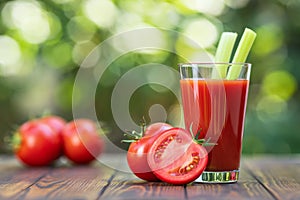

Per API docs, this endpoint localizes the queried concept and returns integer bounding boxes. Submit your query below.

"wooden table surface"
[0,154,299,200]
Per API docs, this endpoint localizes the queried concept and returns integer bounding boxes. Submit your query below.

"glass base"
[194,170,239,183]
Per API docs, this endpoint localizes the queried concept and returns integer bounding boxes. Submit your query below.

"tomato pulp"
[147,128,208,185]
[180,79,249,171]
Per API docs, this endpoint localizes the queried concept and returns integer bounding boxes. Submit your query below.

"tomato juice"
[180,79,249,171]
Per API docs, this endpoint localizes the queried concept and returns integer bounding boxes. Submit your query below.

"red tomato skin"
[64,119,97,133]
[127,136,160,181]
[127,123,173,182]
[16,120,62,166]
[147,128,208,185]
[39,116,66,158]
[62,119,104,164]
[39,116,66,135]
[143,122,173,137]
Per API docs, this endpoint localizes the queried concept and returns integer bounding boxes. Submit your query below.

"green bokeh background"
[0,0,299,154]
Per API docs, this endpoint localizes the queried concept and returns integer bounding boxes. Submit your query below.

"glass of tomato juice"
[179,63,251,183]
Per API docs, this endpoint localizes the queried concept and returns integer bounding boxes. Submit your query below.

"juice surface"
[180,79,249,171]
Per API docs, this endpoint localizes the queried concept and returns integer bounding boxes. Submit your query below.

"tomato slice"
[147,128,208,185]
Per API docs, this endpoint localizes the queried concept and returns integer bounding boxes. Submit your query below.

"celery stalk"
[226,28,257,80]
[212,32,238,79]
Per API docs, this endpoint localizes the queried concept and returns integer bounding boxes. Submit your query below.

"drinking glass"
[179,63,251,183]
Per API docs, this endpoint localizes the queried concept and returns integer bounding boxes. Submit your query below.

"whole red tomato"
[39,115,66,135]
[62,119,104,164]
[147,128,208,185]
[14,120,62,166]
[39,115,66,158]
[126,122,172,181]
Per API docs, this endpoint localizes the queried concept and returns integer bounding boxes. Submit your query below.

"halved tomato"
[147,128,208,185]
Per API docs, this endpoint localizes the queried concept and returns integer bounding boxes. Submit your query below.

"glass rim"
[178,62,251,66]
[179,62,251,80]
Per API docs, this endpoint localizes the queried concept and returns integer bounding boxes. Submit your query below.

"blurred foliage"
[0,0,299,154]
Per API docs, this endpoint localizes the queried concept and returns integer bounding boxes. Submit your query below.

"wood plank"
[244,155,300,200]
[100,155,273,200]
[99,153,187,199]
[186,164,274,200]
[21,162,115,200]
[1,155,299,200]
[101,171,186,200]
[0,156,116,200]
[0,156,50,200]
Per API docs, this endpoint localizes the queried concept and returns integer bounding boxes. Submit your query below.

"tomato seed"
[176,137,182,143]
[178,167,185,174]
[178,155,200,174]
